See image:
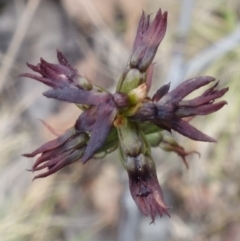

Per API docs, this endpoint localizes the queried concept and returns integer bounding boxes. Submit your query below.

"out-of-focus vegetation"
[0,0,239,240]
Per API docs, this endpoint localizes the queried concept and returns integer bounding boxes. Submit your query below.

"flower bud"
[128,83,147,105]
[146,132,163,147]
[116,68,146,94]
[75,76,93,90]
[117,117,143,158]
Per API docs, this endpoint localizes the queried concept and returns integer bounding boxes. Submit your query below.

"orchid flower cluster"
[21,9,228,223]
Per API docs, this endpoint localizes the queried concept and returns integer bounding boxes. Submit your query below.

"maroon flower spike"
[130,9,167,72]
[127,154,170,223]
[23,128,88,179]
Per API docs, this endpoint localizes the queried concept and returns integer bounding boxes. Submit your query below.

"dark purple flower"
[23,128,88,179]
[20,50,112,106]
[130,9,167,72]
[132,76,228,142]
[20,50,84,89]
[127,154,170,223]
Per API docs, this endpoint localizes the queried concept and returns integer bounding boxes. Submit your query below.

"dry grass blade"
[0,0,42,92]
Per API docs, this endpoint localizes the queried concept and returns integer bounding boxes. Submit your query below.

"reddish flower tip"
[132,77,228,143]
[24,129,88,179]
[130,9,168,72]
[126,154,170,223]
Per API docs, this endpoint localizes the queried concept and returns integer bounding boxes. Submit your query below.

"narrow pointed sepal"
[152,82,170,102]
[24,130,88,178]
[127,154,170,223]
[161,76,215,106]
[170,118,216,142]
[43,88,112,106]
[176,100,227,117]
[23,128,76,157]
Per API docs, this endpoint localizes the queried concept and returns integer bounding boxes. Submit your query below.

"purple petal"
[33,151,70,171]
[33,147,85,180]
[163,76,215,105]
[32,159,67,180]
[23,128,76,157]
[130,9,167,70]
[132,11,150,53]
[152,82,170,102]
[202,81,219,96]
[176,101,227,117]
[152,11,167,45]
[171,118,216,142]
[75,106,98,132]
[43,88,112,106]
[179,87,228,107]
[39,60,70,88]
[144,9,163,40]
[153,120,172,133]
[19,73,56,88]
[138,11,167,71]
[26,62,42,74]
[81,104,117,163]
[31,151,56,170]
[40,57,76,77]
[56,49,76,72]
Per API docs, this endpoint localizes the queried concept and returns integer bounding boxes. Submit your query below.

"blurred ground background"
[0,0,239,240]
